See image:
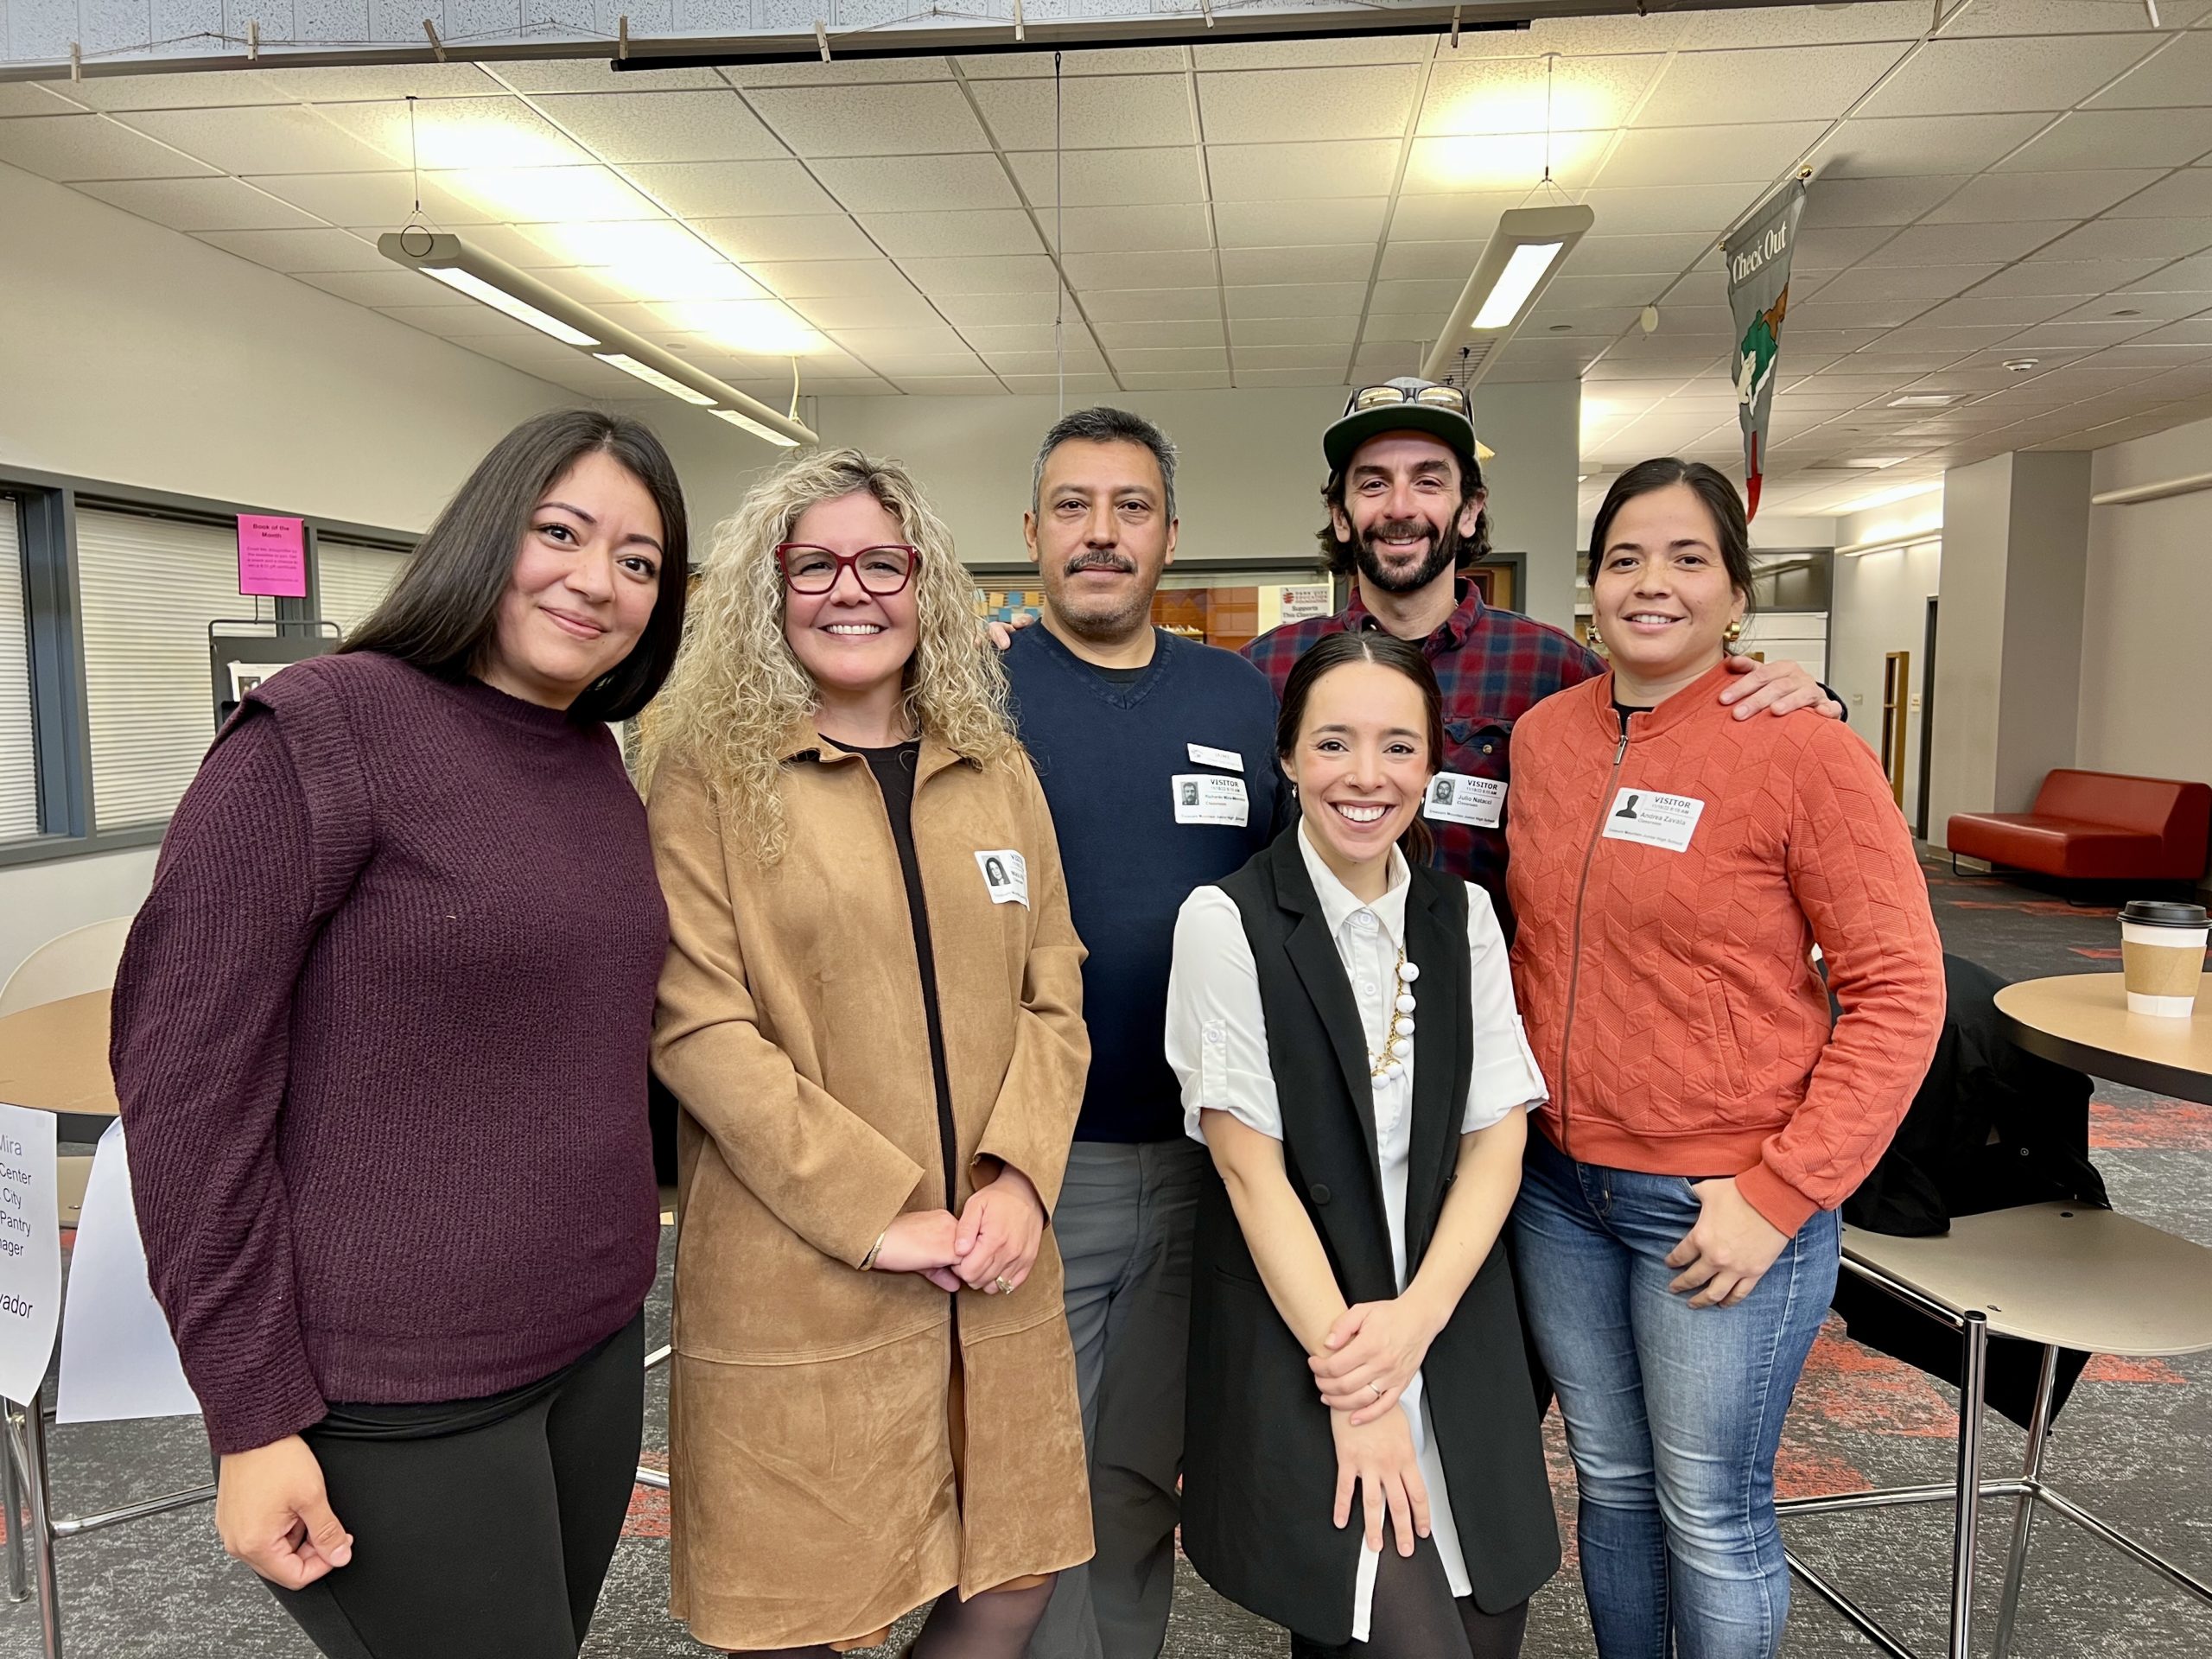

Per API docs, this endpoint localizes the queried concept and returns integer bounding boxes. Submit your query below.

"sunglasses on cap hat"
[1345,382,1473,418]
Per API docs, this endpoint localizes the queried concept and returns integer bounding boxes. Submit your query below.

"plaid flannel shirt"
[1242,578,1604,909]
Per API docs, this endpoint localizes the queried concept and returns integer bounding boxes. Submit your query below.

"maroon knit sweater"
[111,652,666,1455]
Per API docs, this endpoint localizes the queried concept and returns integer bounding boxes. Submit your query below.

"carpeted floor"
[6,850,2210,1657]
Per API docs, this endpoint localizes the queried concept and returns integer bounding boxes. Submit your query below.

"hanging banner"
[1720,176,1807,521]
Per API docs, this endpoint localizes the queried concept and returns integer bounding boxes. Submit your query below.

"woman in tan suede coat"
[646,448,1092,1657]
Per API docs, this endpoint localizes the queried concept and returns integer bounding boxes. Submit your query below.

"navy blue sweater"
[1007,624,1284,1142]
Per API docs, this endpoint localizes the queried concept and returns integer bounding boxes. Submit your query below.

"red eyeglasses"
[774,543,922,596]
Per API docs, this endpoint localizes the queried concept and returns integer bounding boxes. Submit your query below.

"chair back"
[0,918,133,1017]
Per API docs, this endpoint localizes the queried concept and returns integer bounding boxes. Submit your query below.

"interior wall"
[0,156,766,983]
[2079,410,2212,883]
[1928,453,2015,836]
[812,378,1586,631]
[1996,451,2091,812]
[1829,535,1942,831]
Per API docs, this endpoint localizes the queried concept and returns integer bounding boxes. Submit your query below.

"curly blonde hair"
[646,447,1017,862]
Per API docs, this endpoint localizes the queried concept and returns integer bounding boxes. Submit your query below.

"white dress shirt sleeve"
[1463,880,1548,1132]
[1166,886,1286,1144]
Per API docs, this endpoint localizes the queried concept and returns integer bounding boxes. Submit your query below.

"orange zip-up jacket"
[1504,662,1945,1236]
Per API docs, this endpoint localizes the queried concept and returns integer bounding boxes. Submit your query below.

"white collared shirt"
[1164,821,1546,1637]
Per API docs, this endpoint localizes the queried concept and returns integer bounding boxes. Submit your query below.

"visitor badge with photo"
[975,849,1029,906]
[1186,741,1245,773]
[1423,772,1506,828]
[1600,789,1707,853]
[1173,773,1249,828]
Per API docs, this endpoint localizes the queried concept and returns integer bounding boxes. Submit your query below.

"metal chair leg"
[16,1387,62,1659]
[2,1398,27,1601]
[1948,1312,1989,1659]
[1991,1345,2060,1659]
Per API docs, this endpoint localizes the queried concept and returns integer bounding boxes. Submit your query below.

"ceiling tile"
[1815,115,2047,177]
[0,113,220,180]
[2084,31,2212,108]
[195,226,385,272]
[316,95,592,169]
[1382,191,1520,242]
[727,59,957,88]
[1402,130,1607,194]
[1675,0,1924,46]
[999,373,1123,396]
[1221,197,1389,249]
[1923,168,2168,224]
[1974,257,2167,296]
[751,259,920,300]
[47,68,295,110]
[531,90,784,163]
[73,174,323,230]
[1193,37,1429,70]
[956,48,1186,78]
[244,168,500,226]
[1062,248,1217,289]
[1570,183,1774,236]
[1009,147,1205,207]
[1103,345,1230,371]
[1224,282,1370,318]
[860,209,1041,257]
[1800,173,1971,226]
[933,289,1075,325]
[1234,367,1354,387]
[790,291,948,329]
[1043,203,1214,254]
[692,213,881,261]
[2104,170,2212,220]
[748,83,989,157]
[493,61,729,93]
[1118,371,1234,390]
[1569,232,1724,276]
[812,154,1018,213]
[2032,219,2212,262]
[375,301,539,339]
[1198,66,1420,143]
[301,268,464,307]
[1909,294,2081,328]
[1635,43,1905,125]
[953,323,1077,353]
[1856,35,2157,119]
[1091,320,1225,350]
[0,85,80,116]
[979,348,1110,377]
[2125,255,2212,293]
[1231,315,1360,346]
[891,376,1008,395]
[2052,291,2212,323]
[825,326,974,359]
[1358,312,1456,344]
[1421,53,1660,135]
[1543,272,1674,309]
[968,74,1197,150]
[1236,344,1355,371]
[1081,288,1225,322]
[1378,240,1483,280]
[111,104,404,173]
[899,254,1060,295]
[1205,139,1400,201]
[1598,121,1827,188]
[1997,109,2212,173]
[1219,245,1375,285]
[1863,220,2064,265]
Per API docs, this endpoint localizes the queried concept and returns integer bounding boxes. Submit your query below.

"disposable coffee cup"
[2118,899,2209,1018]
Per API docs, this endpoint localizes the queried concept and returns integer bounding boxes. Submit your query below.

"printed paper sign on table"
[0,1101,61,1405]
[238,514,308,598]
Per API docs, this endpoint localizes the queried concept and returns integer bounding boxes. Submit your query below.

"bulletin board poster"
[238,514,308,598]
[1278,583,1332,623]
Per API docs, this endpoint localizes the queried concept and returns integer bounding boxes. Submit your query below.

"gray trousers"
[1029,1135,1209,1659]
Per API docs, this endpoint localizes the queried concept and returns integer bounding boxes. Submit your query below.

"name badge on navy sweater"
[1187,742,1244,772]
[1173,774,1249,828]
[1600,789,1706,853]
[1424,772,1505,828]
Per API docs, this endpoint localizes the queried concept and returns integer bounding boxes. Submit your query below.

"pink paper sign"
[237,515,307,598]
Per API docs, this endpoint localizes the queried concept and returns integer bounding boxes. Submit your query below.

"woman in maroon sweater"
[110,410,687,1659]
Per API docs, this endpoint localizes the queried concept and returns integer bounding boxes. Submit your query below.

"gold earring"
[1724,619,1745,645]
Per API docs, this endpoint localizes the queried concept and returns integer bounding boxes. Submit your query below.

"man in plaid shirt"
[1243,378,1838,912]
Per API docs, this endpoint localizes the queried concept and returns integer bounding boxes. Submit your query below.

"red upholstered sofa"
[1948,769,2212,883]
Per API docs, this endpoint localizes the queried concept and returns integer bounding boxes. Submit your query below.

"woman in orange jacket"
[1503,458,1944,1659]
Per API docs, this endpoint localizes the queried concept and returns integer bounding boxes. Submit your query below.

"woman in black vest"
[1165,632,1557,1659]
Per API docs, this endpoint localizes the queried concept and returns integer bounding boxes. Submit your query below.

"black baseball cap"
[1323,377,1495,476]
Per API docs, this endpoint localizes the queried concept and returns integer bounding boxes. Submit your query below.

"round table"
[1993,971,2212,1106]
[0,988,118,1141]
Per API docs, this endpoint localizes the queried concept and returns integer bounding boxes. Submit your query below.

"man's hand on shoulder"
[1717,654,1844,721]
[985,612,1039,652]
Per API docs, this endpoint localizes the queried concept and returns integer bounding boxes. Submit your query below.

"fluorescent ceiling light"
[712,408,801,447]
[594,353,716,405]
[1886,393,1957,409]
[1472,242,1565,328]
[418,264,600,346]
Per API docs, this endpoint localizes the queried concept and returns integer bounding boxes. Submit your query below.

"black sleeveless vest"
[1179,827,1560,1643]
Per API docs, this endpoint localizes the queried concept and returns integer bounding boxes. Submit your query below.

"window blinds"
[77,508,268,831]
[318,539,409,636]
[0,498,36,841]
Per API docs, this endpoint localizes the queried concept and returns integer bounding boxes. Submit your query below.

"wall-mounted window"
[318,539,410,636]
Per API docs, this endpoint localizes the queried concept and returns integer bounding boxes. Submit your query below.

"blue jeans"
[1510,1132,1838,1659]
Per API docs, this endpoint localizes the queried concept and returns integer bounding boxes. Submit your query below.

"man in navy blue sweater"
[1004,408,1282,1659]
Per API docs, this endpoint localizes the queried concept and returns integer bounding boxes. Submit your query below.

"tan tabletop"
[1994,971,2212,1106]
[0,989,118,1138]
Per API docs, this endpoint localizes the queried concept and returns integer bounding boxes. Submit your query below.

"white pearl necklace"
[1368,950,1420,1087]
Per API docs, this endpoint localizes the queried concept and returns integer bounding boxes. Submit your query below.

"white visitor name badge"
[1423,772,1506,829]
[1600,788,1707,853]
[1187,741,1245,773]
[976,849,1029,906]
[1172,773,1250,828]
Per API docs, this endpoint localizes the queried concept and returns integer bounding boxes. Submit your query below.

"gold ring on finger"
[993,1275,1014,1295]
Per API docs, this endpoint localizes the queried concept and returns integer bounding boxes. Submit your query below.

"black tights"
[1288,1538,1530,1659]
[746,1573,1056,1659]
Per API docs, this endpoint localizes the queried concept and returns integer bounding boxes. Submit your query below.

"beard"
[1052,549,1153,641]
[1349,514,1467,595]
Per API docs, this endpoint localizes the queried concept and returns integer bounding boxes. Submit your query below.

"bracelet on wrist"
[859,1230,887,1272]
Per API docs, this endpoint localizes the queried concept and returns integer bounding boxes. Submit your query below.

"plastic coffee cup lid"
[2120,899,2210,927]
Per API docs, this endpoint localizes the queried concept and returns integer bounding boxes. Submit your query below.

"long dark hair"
[1276,632,1446,866]
[344,410,689,723]
[1586,458,1756,629]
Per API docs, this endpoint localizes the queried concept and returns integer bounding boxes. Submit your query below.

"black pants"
[1287,1535,1530,1659]
[264,1313,645,1659]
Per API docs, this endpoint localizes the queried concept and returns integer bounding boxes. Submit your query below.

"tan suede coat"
[650,727,1093,1652]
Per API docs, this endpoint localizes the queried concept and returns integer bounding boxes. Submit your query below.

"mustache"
[1366,518,1437,548]
[1064,550,1136,575]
